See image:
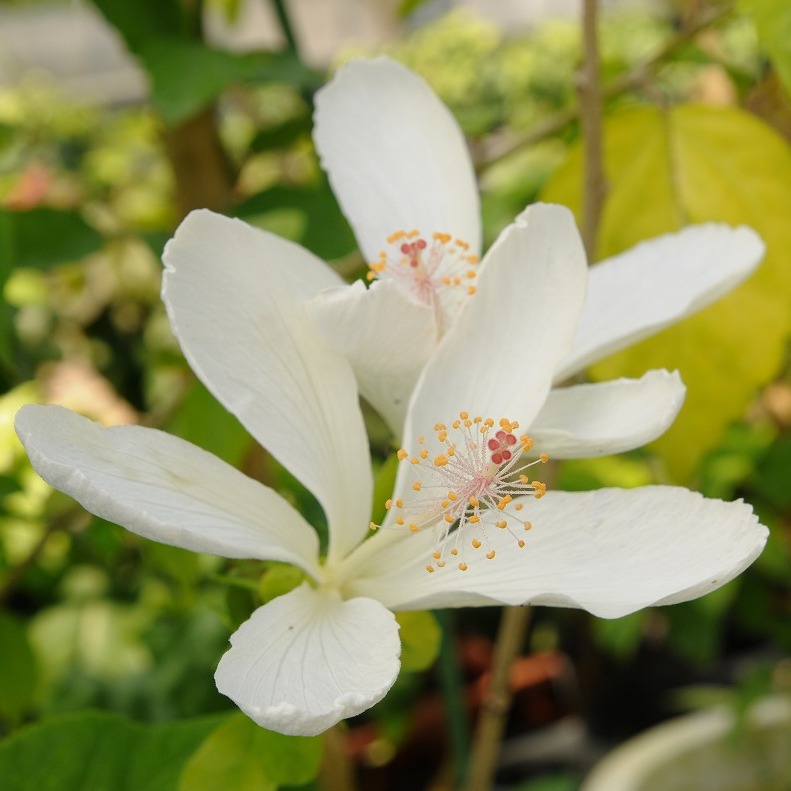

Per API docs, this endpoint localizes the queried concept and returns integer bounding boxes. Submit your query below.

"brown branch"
[579,0,606,259]
[462,605,533,791]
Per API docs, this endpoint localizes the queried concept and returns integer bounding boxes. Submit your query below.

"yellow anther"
[455,239,469,250]
[486,550,496,560]
[496,520,507,529]
[426,565,435,573]
[458,562,468,571]
[438,430,448,442]
[497,495,513,510]
[447,447,455,457]
[366,271,376,281]
[434,232,451,244]
[468,255,479,264]
[469,496,479,507]
[540,453,549,463]
[519,474,530,485]
[518,539,526,548]
[433,551,442,560]
[396,516,405,526]
[369,521,378,531]
[450,548,459,556]
[533,482,547,499]
[441,500,450,508]
[463,419,472,428]
[385,499,393,509]
[437,560,446,568]
[420,449,429,459]
[473,415,482,423]
[452,420,461,429]
[410,523,419,532]
[484,418,494,428]
[515,503,524,511]
[469,515,480,524]
[442,276,451,286]
[459,411,469,419]
[396,499,403,508]
[435,455,449,467]
[413,481,422,491]
[444,514,455,524]
[434,422,447,431]
[453,277,461,286]
[472,539,482,549]
[411,457,420,465]
[407,229,419,238]
[397,449,408,460]
[521,435,535,451]
[448,491,458,501]
[512,421,519,429]
[467,269,476,279]
[388,231,405,243]
[524,521,533,531]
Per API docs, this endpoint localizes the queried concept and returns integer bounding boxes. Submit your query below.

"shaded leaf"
[139,39,321,125]
[178,712,322,791]
[89,0,184,53]
[0,612,38,725]
[1,208,104,272]
[542,105,791,481]
[0,711,223,791]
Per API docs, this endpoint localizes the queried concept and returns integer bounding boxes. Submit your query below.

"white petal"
[15,405,320,575]
[307,279,436,437]
[348,487,767,619]
[557,224,765,379]
[530,370,686,459]
[313,57,481,262]
[162,210,372,562]
[403,203,587,447]
[215,583,401,736]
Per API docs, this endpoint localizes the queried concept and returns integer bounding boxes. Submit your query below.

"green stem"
[436,609,470,786]
[268,0,300,57]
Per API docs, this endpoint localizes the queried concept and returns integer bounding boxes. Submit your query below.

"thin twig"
[462,605,533,791]
[269,0,300,57]
[476,2,733,172]
[579,0,606,259]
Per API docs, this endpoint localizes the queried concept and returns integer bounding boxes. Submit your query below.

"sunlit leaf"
[542,105,791,481]
[258,562,304,604]
[178,713,322,791]
[739,0,791,96]
[0,711,223,791]
[396,610,441,672]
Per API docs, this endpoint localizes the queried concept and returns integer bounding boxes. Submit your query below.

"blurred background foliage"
[1,0,791,789]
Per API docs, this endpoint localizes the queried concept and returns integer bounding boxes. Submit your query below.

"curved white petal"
[15,405,320,575]
[162,210,372,562]
[215,583,401,736]
[403,203,587,454]
[313,57,481,262]
[307,279,436,437]
[557,224,765,380]
[348,487,767,619]
[530,370,686,459]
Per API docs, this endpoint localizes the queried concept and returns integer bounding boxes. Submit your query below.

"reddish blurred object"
[3,163,53,209]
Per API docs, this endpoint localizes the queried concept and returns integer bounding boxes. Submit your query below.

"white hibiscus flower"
[309,57,766,446]
[16,205,767,737]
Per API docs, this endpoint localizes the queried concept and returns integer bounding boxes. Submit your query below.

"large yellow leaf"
[542,105,791,482]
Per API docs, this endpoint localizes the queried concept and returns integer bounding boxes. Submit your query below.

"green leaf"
[139,39,320,125]
[739,0,791,96]
[1,208,104,272]
[250,113,313,152]
[396,610,441,672]
[542,105,791,482]
[0,711,223,791]
[0,612,38,725]
[178,713,322,791]
[235,182,357,261]
[166,379,252,466]
[258,562,305,604]
[89,0,184,54]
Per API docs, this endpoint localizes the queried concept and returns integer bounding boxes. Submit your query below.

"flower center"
[368,230,478,332]
[371,411,549,573]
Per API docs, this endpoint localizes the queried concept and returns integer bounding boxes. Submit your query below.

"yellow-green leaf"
[739,0,791,97]
[178,713,322,791]
[396,610,441,672]
[542,105,791,481]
